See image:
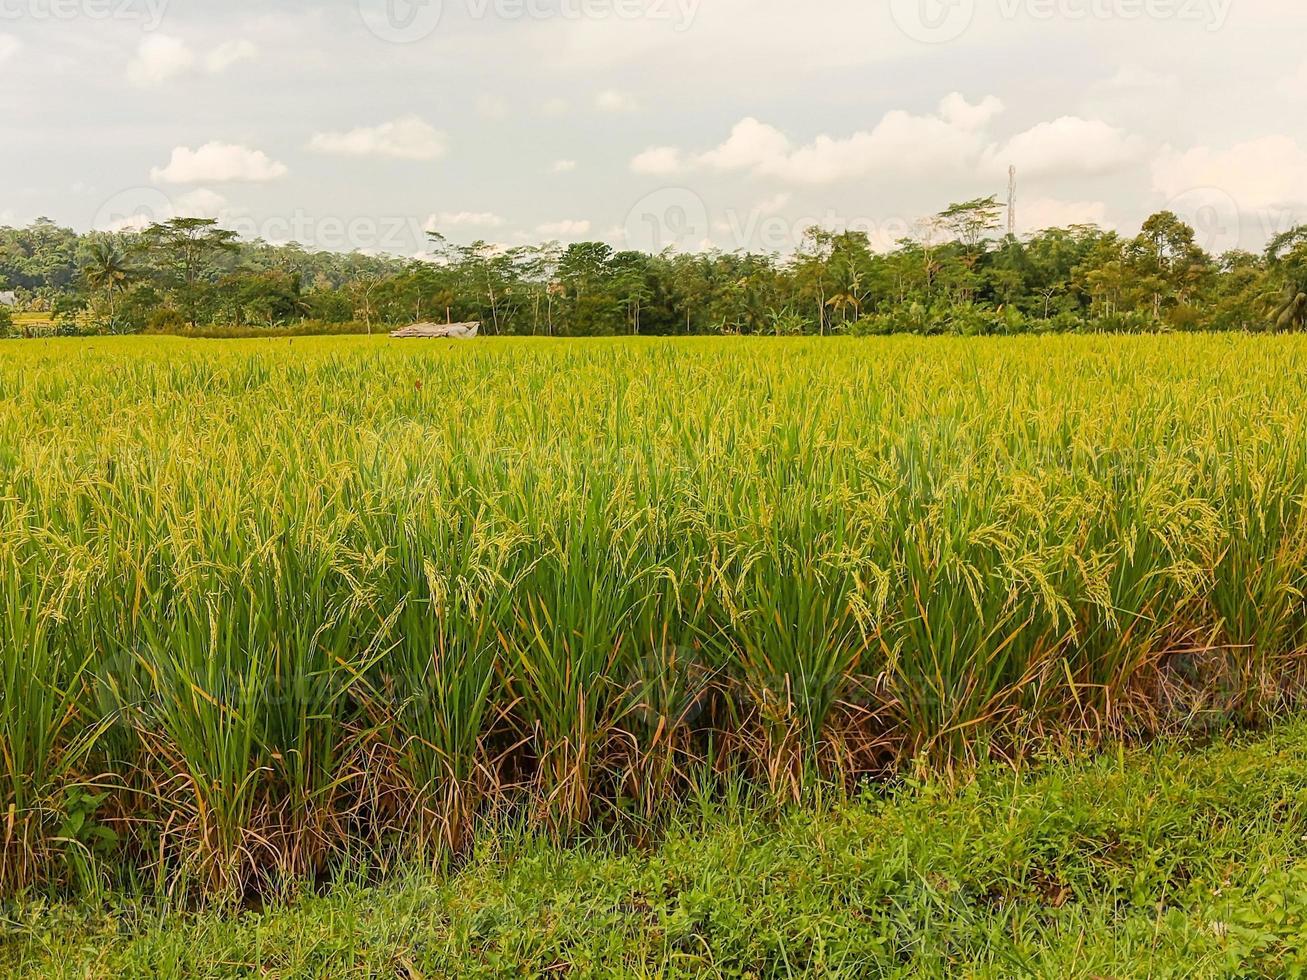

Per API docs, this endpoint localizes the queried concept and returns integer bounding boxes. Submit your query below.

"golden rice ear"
[6,334,1307,899]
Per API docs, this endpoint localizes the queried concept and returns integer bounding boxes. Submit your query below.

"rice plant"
[3,333,1307,898]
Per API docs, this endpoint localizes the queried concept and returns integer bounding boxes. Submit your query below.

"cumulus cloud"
[537,219,592,237]
[698,118,793,172]
[631,93,1141,185]
[151,142,288,184]
[694,95,1001,183]
[307,117,446,161]
[127,35,195,86]
[630,146,687,176]
[1152,136,1307,211]
[425,211,505,230]
[0,33,21,65]
[595,90,638,112]
[128,35,258,87]
[552,159,577,173]
[983,117,1143,179]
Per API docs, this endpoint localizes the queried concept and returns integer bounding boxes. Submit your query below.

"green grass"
[7,720,1307,978]
[2,334,1307,898]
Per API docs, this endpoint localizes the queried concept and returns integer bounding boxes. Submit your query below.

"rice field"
[4,334,1307,898]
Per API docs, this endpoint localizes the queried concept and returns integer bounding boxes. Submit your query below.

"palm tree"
[1270,283,1307,331]
[82,240,139,327]
[1265,228,1307,332]
[824,258,868,329]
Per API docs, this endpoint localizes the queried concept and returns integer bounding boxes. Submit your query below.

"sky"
[2,0,1305,258]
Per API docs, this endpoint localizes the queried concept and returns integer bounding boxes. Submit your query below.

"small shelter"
[389,321,481,339]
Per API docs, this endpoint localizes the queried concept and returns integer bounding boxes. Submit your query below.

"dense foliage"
[4,203,1307,336]
[3,335,1307,901]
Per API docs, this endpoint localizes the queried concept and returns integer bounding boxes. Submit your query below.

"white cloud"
[13,2,1307,257]
[636,94,1139,186]
[552,159,577,173]
[687,94,1003,184]
[698,118,793,172]
[128,35,258,86]
[205,40,258,73]
[595,89,638,112]
[1152,136,1307,211]
[308,117,446,161]
[984,117,1142,179]
[1018,197,1111,234]
[127,35,195,86]
[151,142,288,184]
[0,33,21,65]
[630,146,687,176]
[426,211,506,230]
[537,219,592,237]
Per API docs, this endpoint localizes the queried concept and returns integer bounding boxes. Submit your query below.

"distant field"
[3,335,1307,900]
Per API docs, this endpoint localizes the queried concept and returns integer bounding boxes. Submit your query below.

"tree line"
[3,197,1306,337]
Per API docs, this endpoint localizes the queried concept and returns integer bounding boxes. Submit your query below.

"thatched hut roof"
[389,322,481,339]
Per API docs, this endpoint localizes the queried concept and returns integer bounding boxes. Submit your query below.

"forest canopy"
[3,198,1306,337]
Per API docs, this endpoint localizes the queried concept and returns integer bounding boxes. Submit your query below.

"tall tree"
[81,238,140,327]
[139,218,240,328]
